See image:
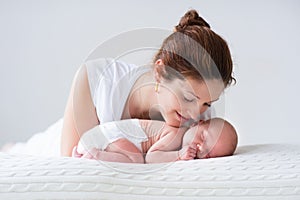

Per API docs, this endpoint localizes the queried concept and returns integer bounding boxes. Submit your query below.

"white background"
[0,0,299,146]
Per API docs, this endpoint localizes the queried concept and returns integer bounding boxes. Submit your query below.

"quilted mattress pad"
[0,144,300,199]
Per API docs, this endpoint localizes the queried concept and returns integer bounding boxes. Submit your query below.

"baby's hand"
[178,143,198,160]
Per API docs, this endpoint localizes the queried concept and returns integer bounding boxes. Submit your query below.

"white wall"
[0,0,299,146]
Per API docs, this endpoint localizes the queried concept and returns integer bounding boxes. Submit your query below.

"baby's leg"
[104,138,144,163]
[77,138,144,163]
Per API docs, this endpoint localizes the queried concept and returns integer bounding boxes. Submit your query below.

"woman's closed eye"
[183,93,197,103]
[183,96,195,102]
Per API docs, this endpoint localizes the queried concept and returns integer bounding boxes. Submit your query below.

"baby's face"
[183,122,219,159]
[183,120,235,159]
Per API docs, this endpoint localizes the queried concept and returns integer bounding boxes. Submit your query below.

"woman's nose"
[188,111,198,121]
[199,106,208,114]
[188,105,208,121]
[187,108,200,121]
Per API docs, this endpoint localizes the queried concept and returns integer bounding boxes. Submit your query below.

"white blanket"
[1,144,300,199]
[2,120,300,199]
[5,119,63,157]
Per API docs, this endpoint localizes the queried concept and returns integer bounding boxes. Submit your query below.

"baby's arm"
[145,131,181,163]
[145,127,197,163]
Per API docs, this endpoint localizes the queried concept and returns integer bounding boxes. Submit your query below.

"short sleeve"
[85,58,151,123]
[85,58,113,107]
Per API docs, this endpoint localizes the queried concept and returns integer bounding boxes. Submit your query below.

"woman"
[61,9,235,157]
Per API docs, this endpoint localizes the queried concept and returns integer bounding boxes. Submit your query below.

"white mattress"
[0,144,300,199]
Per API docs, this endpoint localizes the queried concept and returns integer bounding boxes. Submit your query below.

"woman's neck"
[122,71,160,120]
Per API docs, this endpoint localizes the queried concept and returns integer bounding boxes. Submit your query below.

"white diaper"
[77,119,148,154]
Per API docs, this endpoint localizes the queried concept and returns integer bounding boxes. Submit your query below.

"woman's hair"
[154,9,235,87]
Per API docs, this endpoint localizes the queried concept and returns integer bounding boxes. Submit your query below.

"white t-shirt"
[85,58,151,123]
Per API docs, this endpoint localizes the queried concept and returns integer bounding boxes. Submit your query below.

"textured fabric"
[1,144,300,199]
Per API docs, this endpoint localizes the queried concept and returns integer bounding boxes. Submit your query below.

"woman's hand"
[178,143,198,160]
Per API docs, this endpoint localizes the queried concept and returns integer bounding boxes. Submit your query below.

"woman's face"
[156,77,224,127]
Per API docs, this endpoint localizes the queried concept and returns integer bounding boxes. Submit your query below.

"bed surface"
[1,144,300,199]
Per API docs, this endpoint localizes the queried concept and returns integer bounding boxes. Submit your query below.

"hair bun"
[175,9,210,31]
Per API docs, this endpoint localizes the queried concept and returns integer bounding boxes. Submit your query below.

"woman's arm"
[60,65,99,157]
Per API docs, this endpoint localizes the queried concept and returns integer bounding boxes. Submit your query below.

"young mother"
[61,9,235,157]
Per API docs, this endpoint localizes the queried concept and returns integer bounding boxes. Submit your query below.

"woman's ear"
[154,59,166,83]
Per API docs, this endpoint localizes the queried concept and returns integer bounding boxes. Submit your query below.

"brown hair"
[154,9,235,87]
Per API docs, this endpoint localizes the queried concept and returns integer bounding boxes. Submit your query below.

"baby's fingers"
[187,147,197,155]
[189,143,199,151]
[187,147,197,159]
[188,152,196,159]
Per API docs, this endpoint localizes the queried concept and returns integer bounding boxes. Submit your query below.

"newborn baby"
[73,118,238,163]
[181,118,238,159]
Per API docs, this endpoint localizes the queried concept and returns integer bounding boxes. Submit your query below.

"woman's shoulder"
[85,58,145,87]
[85,58,138,74]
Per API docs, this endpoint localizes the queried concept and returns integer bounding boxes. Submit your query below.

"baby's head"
[182,118,238,159]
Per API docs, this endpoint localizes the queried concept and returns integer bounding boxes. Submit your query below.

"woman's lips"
[176,111,189,123]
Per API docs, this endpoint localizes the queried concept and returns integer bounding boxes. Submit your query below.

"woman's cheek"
[160,92,180,111]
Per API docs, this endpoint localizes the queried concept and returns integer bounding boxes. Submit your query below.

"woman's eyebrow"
[187,91,200,99]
